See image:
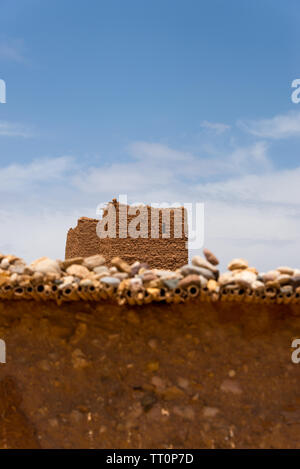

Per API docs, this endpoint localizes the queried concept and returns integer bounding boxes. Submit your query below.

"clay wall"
[65,200,188,269]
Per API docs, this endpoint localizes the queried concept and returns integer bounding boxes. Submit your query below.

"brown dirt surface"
[0,299,300,449]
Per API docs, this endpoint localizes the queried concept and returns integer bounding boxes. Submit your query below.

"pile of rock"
[219,258,300,304]
[0,250,299,305]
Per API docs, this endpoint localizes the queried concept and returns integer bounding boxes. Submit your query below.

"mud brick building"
[65,199,188,270]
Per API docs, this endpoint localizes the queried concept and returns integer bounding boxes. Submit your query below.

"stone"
[30,257,61,275]
[141,271,158,283]
[277,274,293,285]
[247,267,258,274]
[111,257,131,274]
[220,379,242,395]
[218,272,234,286]
[177,377,189,390]
[202,406,219,418]
[163,277,179,290]
[203,248,219,266]
[69,323,87,345]
[178,275,202,289]
[173,406,195,420]
[83,254,105,270]
[251,280,265,291]
[72,349,89,369]
[148,339,158,349]
[131,262,149,276]
[114,272,129,280]
[277,266,294,276]
[154,269,177,278]
[79,278,93,286]
[93,265,109,275]
[192,256,218,273]
[0,258,10,269]
[9,261,26,274]
[292,275,300,288]
[162,386,185,401]
[129,277,143,291]
[151,376,165,390]
[180,265,215,280]
[66,264,90,279]
[227,258,248,271]
[61,257,84,270]
[207,279,218,292]
[100,276,120,287]
[262,270,279,282]
[141,393,157,412]
[233,270,257,288]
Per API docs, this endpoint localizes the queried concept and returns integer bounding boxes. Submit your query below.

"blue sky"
[0,0,300,270]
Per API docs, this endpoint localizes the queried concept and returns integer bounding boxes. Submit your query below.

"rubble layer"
[1,300,300,449]
[0,253,299,306]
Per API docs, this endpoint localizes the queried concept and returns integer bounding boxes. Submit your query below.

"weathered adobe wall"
[1,300,300,449]
[65,201,188,270]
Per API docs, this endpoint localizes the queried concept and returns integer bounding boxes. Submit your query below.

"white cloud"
[0,156,74,192]
[239,110,300,139]
[0,140,299,271]
[200,120,231,134]
[0,121,33,138]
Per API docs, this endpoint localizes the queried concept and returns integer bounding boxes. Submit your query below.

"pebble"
[262,270,279,282]
[72,349,89,369]
[61,257,84,270]
[203,248,219,266]
[180,265,215,280]
[0,258,10,269]
[177,377,189,390]
[220,379,242,395]
[93,265,109,275]
[173,406,195,420]
[163,277,179,290]
[162,386,185,401]
[218,272,234,286]
[178,275,202,289]
[277,266,294,275]
[191,256,218,273]
[227,258,248,271]
[66,264,90,279]
[151,376,165,390]
[111,257,131,274]
[141,271,158,283]
[83,254,105,269]
[79,278,93,287]
[202,406,219,418]
[100,276,120,287]
[9,261,26,274]
[251,280,265,291]
[277,274,293,285]
[293,275,300,288]
[30,257,61,275]
[207,279,218,292]
[233,270,257,288]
